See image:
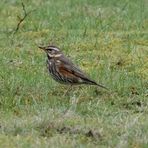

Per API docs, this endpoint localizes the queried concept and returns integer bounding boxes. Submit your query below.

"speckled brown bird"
[39,45,107,89]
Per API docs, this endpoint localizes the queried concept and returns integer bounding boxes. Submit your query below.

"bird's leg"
[63,84,73,96]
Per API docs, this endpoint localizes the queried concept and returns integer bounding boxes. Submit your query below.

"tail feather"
[95,82,108,90]
[83,77,108,90]
[91,81,108,90]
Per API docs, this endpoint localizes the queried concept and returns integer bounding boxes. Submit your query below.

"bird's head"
[39,45,62,58]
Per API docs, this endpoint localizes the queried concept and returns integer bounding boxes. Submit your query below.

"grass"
[0,0,148,147]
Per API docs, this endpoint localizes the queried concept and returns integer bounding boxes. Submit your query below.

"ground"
[0,0,148,147]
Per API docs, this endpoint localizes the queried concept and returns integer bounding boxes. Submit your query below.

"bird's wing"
[55,55,108,89]
[59,55,89,78]
[58,55,98,85]
[56,55,108,89]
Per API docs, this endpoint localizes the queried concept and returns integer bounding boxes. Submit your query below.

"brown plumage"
[39,45,108,90]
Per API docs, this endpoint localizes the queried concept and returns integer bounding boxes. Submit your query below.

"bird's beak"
[38,46,47,52]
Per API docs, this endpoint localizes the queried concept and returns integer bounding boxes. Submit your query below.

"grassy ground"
[0,0,148,147]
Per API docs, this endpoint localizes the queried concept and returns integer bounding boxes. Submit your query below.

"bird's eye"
[46,48,52,51]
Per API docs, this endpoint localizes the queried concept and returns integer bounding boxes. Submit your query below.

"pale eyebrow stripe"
[49,47,60,51]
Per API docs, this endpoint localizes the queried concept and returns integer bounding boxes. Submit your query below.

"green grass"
[0,0,148,147]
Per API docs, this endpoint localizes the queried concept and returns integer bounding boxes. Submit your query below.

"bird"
[39,45,108,90]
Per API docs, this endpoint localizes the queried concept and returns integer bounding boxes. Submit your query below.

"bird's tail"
[83,77,108,90]
[95,83,108,90]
